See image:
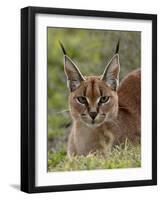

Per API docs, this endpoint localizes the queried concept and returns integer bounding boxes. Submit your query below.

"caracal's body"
[61,42,140,157]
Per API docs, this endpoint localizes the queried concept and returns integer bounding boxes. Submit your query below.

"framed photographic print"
[21,6,157,193]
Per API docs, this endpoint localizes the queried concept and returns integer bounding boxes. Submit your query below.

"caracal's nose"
[89,112,97,120]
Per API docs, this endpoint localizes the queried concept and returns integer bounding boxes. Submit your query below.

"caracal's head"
[62,43,120,127]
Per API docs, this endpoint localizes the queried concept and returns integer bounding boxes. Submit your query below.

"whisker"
[54,109,70,114]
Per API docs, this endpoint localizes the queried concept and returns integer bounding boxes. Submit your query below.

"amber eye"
[77,96,87,104]
[99,96,110,104]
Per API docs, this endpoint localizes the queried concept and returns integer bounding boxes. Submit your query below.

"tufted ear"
[64,55,85,92]
[101,54,120,91]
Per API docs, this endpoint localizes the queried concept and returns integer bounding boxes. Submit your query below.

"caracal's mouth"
[81,118,105,128]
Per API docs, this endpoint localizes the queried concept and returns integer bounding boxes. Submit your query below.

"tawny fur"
[63,54,141,157]
[67,70,140,156]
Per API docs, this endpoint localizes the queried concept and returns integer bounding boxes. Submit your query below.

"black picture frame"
[21,6,157,193]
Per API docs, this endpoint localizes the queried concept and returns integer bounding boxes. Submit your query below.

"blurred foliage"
[47,27,141,167]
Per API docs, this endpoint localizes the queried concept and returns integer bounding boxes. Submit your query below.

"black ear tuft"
[115,40,120,54]
[59,40,67,55]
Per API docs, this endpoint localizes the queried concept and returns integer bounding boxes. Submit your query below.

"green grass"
[48,142,141,172]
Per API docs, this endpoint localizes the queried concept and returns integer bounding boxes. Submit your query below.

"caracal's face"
[69,76,118,127]
[63,52,120,127]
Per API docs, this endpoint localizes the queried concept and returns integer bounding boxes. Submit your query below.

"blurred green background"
[47,27,141,156]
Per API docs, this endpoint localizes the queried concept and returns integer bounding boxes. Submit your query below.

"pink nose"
[89,112,97,120]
